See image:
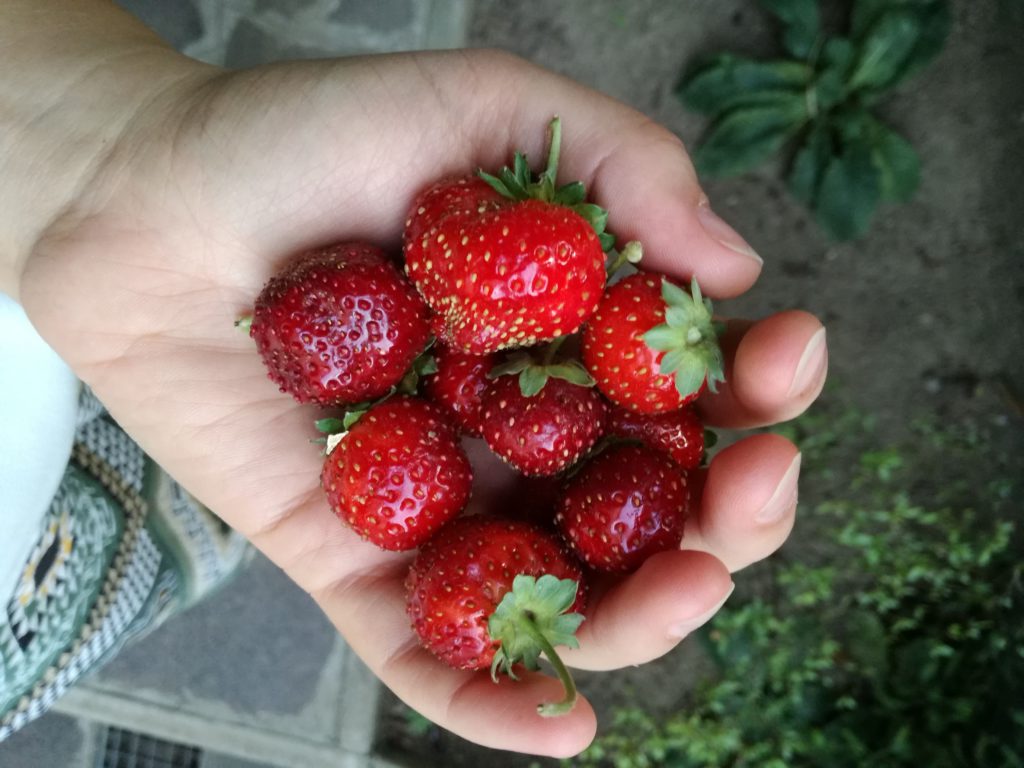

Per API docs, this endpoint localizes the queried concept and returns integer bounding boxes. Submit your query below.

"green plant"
[569,402,1024,767]
[678,0,951,239]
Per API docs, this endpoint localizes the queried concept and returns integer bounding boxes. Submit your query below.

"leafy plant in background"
[569,401,1023,767]
[678,0,951,239]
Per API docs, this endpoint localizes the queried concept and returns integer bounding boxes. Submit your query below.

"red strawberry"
[321,396,472,551]
[403,118,610,354]
[480,374,606,477]
[555,444,690,573]
[422,345,496,437]
[581,273,725,413]
[607,404,705,469]
[250,242,431,406]
[405,515,587,716]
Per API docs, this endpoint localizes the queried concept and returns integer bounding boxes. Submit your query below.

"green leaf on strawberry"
[488,574,585,716]
[315,417,346,434]
[488,342,596,398]
[481,359,606,475]
[479,117,615,252]
[643,277,726,398]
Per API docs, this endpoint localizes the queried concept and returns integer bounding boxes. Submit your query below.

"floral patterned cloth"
[0,388,250,741]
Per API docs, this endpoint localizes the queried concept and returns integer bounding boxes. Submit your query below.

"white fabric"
[0,294,80,598]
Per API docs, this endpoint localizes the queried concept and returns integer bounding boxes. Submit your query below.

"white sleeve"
[0,294,81,597]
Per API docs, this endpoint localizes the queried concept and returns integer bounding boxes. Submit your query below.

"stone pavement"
[0,2,468,767]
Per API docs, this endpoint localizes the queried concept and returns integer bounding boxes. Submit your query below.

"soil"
[374,1,1024,765]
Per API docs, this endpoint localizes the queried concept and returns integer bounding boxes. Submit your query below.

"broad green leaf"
[679,55,812,115]
[867,118,920,202]
[851,0,895,39]
[694,97,808,178]
[760,0,821,58]
[788,124,834,206]
[814,135,882,240]
[895,1,951,84]
[811,38,856,114]
[852,0,936,39]
[849,8,922,91]
[852,0,949,86]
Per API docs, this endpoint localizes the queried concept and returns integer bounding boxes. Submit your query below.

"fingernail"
[787,328,828,398]
[667,582,735,638]
[696,197,762,265]
[755,453,801,525]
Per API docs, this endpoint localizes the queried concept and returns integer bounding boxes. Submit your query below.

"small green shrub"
[570,403,1023,767]
[678,0,951,240]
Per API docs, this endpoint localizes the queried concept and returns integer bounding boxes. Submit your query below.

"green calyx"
[314,344,438,452]
[642,277,726,399]
[487,574,585,717]
[235,315,253,334]
[478,117,616,252]
[310,339,439,455]
[487,338,595,397]
[314,409,369,454]
[396,345,438,395]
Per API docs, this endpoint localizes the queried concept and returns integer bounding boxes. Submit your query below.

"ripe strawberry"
[607,404,705,469]
[480,374,606,477]
[250,242,431,406]
[581,273,725,413]
[403,118,611,354]
[321,397,472,551]
[555,444,690,573]
[422,345,496,437]
[405,515,587,716]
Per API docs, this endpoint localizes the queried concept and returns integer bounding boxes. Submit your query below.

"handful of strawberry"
[243,118,727,718]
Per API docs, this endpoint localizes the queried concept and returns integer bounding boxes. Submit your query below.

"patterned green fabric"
[0,389,250,740]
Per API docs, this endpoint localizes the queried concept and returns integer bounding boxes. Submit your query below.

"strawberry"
[403,118,611,354]
[250,242,431,406]
[479,374,606,477]
[555,444,690,573]
[321,396,472,551]
[581,273,725,413]
[607,404,706,469]
[422,345,496,437]
[405,515,587,716]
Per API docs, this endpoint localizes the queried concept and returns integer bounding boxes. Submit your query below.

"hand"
[16,49,826,757]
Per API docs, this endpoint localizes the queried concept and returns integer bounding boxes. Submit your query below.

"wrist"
[0,1,215,301]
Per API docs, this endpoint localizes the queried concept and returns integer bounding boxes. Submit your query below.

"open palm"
[19,50,826,757]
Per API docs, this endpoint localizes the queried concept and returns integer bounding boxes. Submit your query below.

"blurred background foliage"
[679,0,951,240]
[569,390,1023,767]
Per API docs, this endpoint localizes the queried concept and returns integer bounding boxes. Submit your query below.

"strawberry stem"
[521,612,578,717]
[540,116,563,191]
[487,574,584,716]
[605,241,643,278]
[235,315,253,333]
